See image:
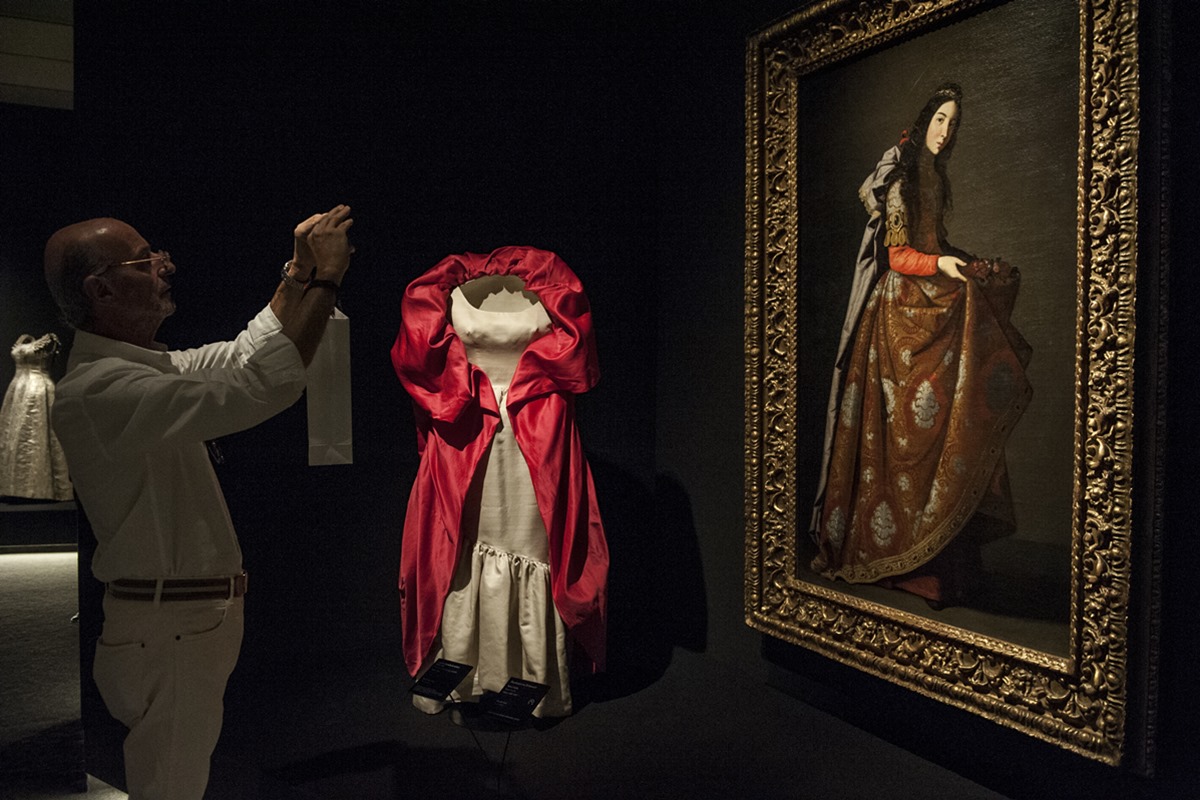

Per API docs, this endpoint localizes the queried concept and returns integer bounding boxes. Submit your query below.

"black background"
[2,1,1198,797]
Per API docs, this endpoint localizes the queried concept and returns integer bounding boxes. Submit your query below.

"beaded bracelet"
[280,260,315,289]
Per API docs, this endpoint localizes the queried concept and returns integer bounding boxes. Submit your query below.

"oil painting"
[745,0,1162,768]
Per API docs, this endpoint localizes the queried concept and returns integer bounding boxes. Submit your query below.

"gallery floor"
[0,549,1016,800]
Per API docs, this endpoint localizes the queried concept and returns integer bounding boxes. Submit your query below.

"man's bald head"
[44,218,142,329]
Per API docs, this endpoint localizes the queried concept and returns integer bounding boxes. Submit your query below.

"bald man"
[45,207,353,800]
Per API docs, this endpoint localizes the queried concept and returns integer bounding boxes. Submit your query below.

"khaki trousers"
[94,593,243,800]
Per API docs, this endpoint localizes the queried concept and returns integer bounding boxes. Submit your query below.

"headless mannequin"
[415,273,572,716]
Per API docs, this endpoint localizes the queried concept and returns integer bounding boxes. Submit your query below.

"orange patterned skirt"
[811,267,1032,603]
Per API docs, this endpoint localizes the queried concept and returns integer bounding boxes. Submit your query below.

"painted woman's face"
[924,100,960,155]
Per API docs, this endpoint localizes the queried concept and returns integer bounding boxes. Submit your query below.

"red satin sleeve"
[391,254,475,427]
[888,244,939,276]
[506,250,600,410]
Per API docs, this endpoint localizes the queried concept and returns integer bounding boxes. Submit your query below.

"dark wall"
[2,0,680,771]
[3,1,1197,798]
[3,0,672,664]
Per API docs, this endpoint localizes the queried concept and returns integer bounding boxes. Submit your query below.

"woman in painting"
[809,82,1033,609]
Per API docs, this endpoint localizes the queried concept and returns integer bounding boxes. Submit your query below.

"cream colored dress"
[0,334,72,501]
[413,276,573,717]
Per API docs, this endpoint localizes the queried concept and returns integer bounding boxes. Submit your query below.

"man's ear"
[83,274,113,303]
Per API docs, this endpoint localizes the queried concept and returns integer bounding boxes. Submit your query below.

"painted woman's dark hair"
[890,82,963,219]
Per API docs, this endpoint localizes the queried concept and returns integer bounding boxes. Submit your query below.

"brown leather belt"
[107,571,248,602]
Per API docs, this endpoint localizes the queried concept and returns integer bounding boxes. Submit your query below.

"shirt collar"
[67,328,176,373]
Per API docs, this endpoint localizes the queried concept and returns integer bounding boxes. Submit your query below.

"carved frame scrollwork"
[744,0,1158,767]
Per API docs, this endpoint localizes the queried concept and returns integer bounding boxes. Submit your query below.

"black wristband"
[306,278,340,296]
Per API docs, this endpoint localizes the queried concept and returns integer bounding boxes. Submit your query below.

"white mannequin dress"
[0,333,72,501]
[412,275,573,717]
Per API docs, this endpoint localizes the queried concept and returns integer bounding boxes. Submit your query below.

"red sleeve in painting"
[888,244,938,276]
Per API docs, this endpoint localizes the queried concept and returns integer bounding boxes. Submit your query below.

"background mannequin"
[0,333,72,501]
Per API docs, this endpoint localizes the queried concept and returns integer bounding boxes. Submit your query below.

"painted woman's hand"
[937,255,967,282]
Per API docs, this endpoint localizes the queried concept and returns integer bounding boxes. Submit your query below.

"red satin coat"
[391,246,609,678]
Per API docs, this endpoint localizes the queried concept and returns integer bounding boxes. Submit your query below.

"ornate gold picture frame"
[745,0,1162,768]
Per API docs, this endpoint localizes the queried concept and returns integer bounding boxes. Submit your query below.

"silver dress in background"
[0,333,73,501]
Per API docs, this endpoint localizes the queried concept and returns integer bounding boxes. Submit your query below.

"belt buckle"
[233,571,248,598]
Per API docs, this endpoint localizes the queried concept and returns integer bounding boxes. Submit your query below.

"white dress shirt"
[52,306,307,582]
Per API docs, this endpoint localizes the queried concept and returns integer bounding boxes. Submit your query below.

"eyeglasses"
[95,250,172,275]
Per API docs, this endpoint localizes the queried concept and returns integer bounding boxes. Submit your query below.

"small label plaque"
[480,678,550,724]
[410,659,474,700]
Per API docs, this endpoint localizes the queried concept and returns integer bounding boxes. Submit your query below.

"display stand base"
[0,500,76,551]
[448,701,524,732]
